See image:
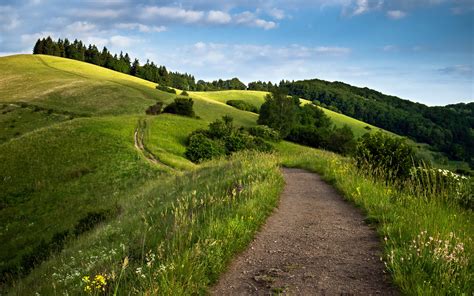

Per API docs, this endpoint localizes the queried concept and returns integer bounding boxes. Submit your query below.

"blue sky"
[0,0,472,105]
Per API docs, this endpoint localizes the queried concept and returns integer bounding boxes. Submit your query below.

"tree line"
[276,79,473,166]
[33,37,246,91]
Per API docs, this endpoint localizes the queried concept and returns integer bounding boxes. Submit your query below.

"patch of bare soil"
[211,168,397,295]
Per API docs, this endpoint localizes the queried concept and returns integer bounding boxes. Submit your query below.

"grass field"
[190,89,386,138]
[1,54,472,294]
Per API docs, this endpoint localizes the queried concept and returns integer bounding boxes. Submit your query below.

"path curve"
[134,119,173,169]
[211,168,397,295]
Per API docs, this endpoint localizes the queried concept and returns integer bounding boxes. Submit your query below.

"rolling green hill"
[190,89,387,138]
[1,54,471,295]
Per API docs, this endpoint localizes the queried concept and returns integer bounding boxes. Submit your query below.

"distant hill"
[277,79,473,166]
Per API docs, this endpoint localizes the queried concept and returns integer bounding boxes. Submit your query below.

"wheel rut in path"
[211,168,397,295]
[134,119,173,170]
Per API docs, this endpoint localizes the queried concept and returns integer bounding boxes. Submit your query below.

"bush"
[181,90,189,96]
[185,116,274,163]
[156,85,177,94]
[224,133,253,154]
[246,125,281,142]
[355,132,418,181]
[226,100,259,113]
[208,115,233,139]
[145,102,163,115]
[185,134,225,163]
[325,125,356,155]
[250,137,274,153]
[287,125,330,148]
[163,98,196,117]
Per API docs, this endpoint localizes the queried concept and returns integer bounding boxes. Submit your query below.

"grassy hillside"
[1,54,471,295]
[190,89,386,138]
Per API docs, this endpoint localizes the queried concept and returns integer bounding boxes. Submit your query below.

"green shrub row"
[185,116,276,163]
[226,100,259,113]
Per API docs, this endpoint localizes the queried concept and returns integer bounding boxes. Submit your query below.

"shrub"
[185,134,225,163]
[181,90,189,96]
[226,100,259,113]
[156,85,177,94]
[224,133,253,154]
[325,125,356,155]
[163,98,195,117]
[250,137,274,153]
[208,116,233,139]
[355,132,418,181]
[145,102,163,115]
[185,116,274,163]
[246,125,281,142]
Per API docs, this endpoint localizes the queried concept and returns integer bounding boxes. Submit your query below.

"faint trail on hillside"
[211,168,397,295]
[134,119,174,170]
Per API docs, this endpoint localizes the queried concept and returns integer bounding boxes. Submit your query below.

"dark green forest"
[274,79,473,166]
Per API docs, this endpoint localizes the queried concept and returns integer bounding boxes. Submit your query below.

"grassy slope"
[0,55,258,281]
[1,54,471,294]
[190,89,386,138]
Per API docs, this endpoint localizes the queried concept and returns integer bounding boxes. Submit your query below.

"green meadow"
[1,54,472,295]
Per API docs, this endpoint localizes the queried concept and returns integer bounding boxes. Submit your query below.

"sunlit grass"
[278,143,473,295]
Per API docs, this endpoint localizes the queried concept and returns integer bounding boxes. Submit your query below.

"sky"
[0,0,473,106]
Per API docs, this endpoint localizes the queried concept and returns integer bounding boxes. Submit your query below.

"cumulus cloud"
[387,10,407,19]
[235,11,277,30]
[207,10,232,24]
[109,35,135,48]
[116,23,166,32]
[0,6,20,31]
[74,8,124,19]
[65,21,96,34]
[268,8,285,20]
[142,6,205,23]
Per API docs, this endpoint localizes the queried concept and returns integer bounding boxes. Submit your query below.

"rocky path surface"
[211,168,397,295]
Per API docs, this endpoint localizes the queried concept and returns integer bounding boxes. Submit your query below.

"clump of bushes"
[156,85,177,94]
[185,116,276,163]
[245,125,281,142]
[181,90,189,96]
[226,100,259,113]
[145,102,163,115]
[354,132,418,181]
[163,98,196,117]
[257,90,356,155]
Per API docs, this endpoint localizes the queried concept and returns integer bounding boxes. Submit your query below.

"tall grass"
[8,152,283,295]
[278,142,473,295]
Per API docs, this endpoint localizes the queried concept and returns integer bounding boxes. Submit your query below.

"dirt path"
[211,168,397,295]
[134,119,173,169]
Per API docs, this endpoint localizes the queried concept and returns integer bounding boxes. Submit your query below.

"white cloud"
[0,6,20,31]
[116,23,166,32]
[352,0,370,15]
[142,6,204,23]
[387,10,407,19]
[20,31,57,47]
[383,45,399,52]
[268,8,285,20]
[65,21,96,34]
[109,35,135,48]
[207,10,232,24]
[74,9,123,19]
[235,11,277,30]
